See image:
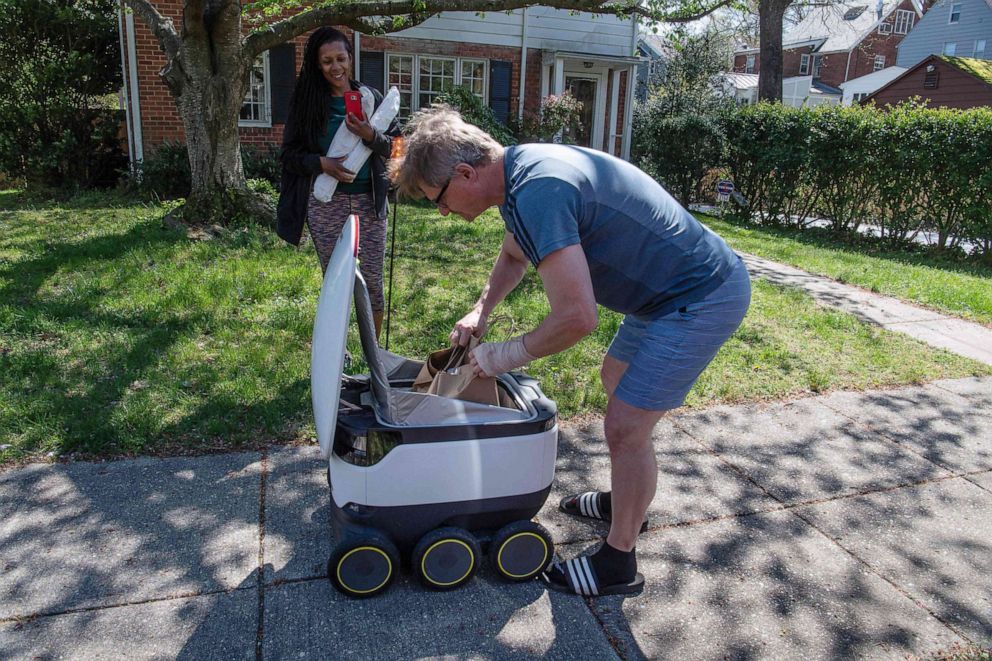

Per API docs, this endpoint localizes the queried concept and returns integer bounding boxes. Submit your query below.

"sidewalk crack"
[256,447,268,661]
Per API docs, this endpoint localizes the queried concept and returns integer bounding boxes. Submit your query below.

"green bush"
[720,103,818,227]
[0,0,126,189]
[633,99,725,208]
[514,92,584,144]
[806,104,883,235]
[435,86,516,146]
[631,100,992,261]
[133,141,281,200]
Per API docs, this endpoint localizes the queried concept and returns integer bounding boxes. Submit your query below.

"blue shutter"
[361,51,385,94]
[269,43,296,124]
[489,60,512,125]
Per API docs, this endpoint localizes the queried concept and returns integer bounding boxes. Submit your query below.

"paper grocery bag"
[411,337,500,406]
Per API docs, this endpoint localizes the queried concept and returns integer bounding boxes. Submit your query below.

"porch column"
[553,56,565,95]
[621,64,636,160]
[608,68,621,156]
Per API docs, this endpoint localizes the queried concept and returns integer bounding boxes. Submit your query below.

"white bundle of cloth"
[312,86,401,203]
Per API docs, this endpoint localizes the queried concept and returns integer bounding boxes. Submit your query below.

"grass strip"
[1,192,988,462]
[699,214,992,326]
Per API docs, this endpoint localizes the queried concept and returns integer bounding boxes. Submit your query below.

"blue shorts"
[607,259,751,411]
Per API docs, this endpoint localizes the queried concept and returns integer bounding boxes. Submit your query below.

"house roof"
[783,0,915,53]
[838,65,908,92]
[942,55,992,86]
[722,72,759,90]
[864,54,992,103]
[811,80,843,95]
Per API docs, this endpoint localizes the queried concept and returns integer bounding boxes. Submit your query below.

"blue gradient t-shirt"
[499,144,739,319]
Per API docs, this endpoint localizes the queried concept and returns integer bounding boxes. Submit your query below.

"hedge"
[633,101,992,260]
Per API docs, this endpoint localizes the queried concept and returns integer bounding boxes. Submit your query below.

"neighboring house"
[732,0,924,91]
[864,53,992,105]
[719,73,843,106]
[839,65,909,103]
[117,5,642,167]
[636,33,668,101]
[896,0,992,66]
[719,72,759,104]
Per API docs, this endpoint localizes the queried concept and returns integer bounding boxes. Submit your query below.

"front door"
[564,76,597,148]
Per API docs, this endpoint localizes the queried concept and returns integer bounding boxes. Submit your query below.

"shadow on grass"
[0,218,308,458]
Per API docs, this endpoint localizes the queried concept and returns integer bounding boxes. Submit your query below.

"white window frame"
[878,22,892,35]
[240,51,271,128]
[874,55,886,71]
[812,54,824,78]
[800,53,810,75]
[384,52,489,117]
[894,9,914,34]
[745,54,756,73]
[944,41,957,56]
[386,53,415,118]
[975,40,987,59]
[949,3,961,23]
[853,92,869,103]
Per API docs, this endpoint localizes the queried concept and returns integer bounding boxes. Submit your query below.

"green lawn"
[1,190,988,463]
[699,214,992,326]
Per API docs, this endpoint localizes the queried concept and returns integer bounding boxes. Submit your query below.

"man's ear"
[454,163,476,181]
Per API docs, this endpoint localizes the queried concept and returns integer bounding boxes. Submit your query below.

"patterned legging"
[306,191,387,313]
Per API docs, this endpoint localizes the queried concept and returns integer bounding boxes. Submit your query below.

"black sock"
[589,541,636,585]
[598,491,612,516]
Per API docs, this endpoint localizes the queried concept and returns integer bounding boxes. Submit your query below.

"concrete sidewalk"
[741,253,992,366]
[2,377,990,660]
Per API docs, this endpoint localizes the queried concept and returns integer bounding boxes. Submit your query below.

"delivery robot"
[312,216,559,598]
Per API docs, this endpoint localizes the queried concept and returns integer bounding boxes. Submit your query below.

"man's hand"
[320,156,356,183]
[469,335,537,378]
[449,308,488,347]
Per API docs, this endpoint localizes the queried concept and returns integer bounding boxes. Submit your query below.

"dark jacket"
[277,80,398,246]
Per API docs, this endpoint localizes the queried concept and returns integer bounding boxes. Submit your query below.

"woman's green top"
[318,96,373,194]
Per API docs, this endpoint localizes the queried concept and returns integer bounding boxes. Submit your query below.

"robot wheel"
[327,529,400,598]
[411,527,481,591]
[489,520,554,582]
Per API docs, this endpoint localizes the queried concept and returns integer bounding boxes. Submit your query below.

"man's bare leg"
[603,397,666,551]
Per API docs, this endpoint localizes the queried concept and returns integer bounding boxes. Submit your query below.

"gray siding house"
[897,0,992,66]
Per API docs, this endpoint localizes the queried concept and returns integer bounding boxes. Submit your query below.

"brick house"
[731,0,925,96]
[117,3,642,167]
[864,54,992,106]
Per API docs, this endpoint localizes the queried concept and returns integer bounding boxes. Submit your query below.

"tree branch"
[245,0,734,56]
[123,0,181,58]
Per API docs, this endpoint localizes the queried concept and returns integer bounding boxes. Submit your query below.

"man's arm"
[523,244,598,358]
[468,244,598,378]
[450,231,530,346]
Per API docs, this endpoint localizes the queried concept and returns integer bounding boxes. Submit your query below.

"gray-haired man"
[391,107,750,596]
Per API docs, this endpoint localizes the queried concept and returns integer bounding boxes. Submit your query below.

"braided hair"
[288,27,353,152]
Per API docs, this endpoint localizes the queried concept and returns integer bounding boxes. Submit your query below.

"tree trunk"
[159,1,274,226]
[757,0,790,102]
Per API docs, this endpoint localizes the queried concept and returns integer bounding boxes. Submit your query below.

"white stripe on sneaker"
[578,494,588,517]
[566,559,589,595]
[589,493,601,519]
[579,556,599,596]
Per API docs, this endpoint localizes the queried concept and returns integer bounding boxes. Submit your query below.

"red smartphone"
[343,91,364,121]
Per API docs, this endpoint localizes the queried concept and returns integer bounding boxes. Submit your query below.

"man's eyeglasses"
[430,177,452,209]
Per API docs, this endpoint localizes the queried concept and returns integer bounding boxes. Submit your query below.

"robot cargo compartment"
[334,372,557,466]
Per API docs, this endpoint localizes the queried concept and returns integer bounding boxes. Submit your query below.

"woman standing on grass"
[277,26,398,337]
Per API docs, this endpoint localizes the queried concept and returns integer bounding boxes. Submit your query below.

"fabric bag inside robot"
[311,216,560,597]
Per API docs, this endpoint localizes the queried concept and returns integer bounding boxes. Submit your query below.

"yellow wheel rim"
[421,539,475,586]
[337,546,392,595]
[497,532,549,579]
